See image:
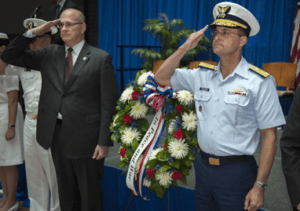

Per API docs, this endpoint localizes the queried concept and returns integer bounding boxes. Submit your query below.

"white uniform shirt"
[171,57,286,156]
[6,65,41,113]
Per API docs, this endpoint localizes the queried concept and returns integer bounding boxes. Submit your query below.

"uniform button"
[213,115,216,118]
[210,131,213,134]
[199,105,202,112]
[215,98,219,102]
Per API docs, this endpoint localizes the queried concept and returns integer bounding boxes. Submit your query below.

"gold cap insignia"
[217,6,231,19]
[26,21,34,29]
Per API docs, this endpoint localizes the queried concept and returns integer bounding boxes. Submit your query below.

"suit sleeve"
[280,86,300,207]
[98,54,118,146]
[1,35,45,71]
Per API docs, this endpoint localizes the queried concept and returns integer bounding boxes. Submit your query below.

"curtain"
[98,0,297,94]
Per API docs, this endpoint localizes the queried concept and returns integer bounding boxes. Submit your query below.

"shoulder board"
[198,62,216,71]
[249,66,270,78]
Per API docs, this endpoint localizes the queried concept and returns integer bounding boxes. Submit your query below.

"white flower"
[168,138,189,159]
[149,147,163,160]
[120,86,134,103]
[177,90,194,106]
[155,171,172,186]
[121,127,141,145]
[168,119,176,134]
[112,114,119,127]
[129,102,148,119]
[143,178,152,188]
[137,71,152,86]
[182,112,197,131]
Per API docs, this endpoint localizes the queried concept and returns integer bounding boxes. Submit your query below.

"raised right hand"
[31,19,61,36]
[181,25,209,51]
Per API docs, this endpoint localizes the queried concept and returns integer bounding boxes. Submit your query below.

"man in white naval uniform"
[6,18,60,211]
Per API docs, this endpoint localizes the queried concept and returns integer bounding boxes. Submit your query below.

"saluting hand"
[92,145,109,160]
[181,25,209,51]
[31,19,61,36]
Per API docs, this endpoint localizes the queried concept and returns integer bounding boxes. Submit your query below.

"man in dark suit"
[1,8,118,211]
[281,86,300,211]
[48,0,78,44]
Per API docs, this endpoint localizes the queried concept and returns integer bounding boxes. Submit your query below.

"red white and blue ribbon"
[126,73,175,198]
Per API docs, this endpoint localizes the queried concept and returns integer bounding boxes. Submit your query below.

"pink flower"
[172,171,183,180]
[123,114,132,124]
[146,169,155,178]
[120,148,126,158]
[174,129,184,139]
[132,91,141,101]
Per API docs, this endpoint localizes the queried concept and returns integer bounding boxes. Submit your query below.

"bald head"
[59,9,87,47]
[61,9,85,23]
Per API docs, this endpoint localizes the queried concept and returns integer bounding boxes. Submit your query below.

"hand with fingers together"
[92,145,109,160]
[244,185,264,211]
[31,19,61,36]
[181,25,209,52]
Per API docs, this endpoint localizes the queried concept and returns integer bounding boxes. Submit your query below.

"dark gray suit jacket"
[280,86,300,207]
[1,35,118,158]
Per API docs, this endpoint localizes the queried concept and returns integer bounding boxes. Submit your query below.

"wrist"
[254,181,267,190]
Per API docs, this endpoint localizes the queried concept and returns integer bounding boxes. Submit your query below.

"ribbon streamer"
[126,73,175,197]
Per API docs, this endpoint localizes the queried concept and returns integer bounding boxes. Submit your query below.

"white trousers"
[24,113,60,211]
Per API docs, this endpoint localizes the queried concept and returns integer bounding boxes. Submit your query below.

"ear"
[239,36,247,48]
[81,23,87,34]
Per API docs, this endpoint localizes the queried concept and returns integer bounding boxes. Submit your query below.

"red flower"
[132,91,141,100]
[163,144,168,149]
[123,114,132,124]
[174,129,184,139]
[172,171,183,180]
[146,169,155,178]
[176,105,183,114]
[120,148,126,158]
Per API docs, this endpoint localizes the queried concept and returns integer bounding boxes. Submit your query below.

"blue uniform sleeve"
[255,76,286,129]
[170,68,198,93]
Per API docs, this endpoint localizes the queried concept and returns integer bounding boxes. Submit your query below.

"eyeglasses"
[58,22,83,29]
[213,31,244,38]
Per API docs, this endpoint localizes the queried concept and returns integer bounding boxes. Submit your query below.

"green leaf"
[111,133,118,142]
[182,168,190,176]
[169,160,180,169]
[160,164,171,172]
[145,159,157,169]
[156,150,170,161]
[132,139,139,151]
[180,175,187,184]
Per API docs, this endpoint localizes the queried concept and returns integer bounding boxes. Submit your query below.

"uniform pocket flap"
[224,95,250,107]
[194,92,212,101]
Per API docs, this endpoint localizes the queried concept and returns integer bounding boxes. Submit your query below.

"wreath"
[110,69,199,198]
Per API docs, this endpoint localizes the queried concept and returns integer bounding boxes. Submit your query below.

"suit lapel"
[64,42,91,91]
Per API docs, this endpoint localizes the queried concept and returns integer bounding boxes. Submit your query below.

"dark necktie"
[65,48,73,82]
[55,4,60,19]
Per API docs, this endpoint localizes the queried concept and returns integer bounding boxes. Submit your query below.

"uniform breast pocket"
[21,71,34,80]
[223,95,250,125]
[194,92,212,121]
